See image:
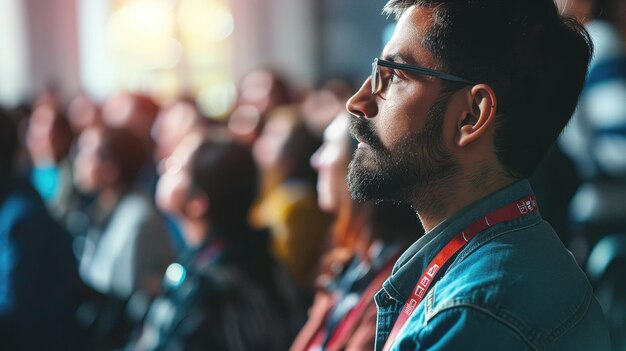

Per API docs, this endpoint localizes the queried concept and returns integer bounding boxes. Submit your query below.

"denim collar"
[382,179,540,302]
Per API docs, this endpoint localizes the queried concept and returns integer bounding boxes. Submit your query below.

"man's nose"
[346,77,378,119]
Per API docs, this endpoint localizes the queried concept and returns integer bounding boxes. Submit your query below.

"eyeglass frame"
[371,58,476,95]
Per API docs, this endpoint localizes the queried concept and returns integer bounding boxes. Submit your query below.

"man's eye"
[389,70,400,83]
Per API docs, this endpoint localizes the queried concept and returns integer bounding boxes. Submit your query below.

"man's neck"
[411,169,516,233]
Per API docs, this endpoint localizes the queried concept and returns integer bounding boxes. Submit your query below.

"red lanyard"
[382,194,538,351]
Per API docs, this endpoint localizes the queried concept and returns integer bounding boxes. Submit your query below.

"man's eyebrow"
[381,53,417,65]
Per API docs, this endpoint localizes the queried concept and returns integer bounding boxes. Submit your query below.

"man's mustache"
[348,116,384,150]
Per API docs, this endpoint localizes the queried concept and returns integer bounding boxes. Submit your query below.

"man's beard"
[347,93,460,203]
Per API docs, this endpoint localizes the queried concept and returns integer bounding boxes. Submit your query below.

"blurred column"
[0,0,30,107]
[77,0,114,103]
[231,0,270,81]
[267,0,318,83]
[231,0,318,84]
[23,0,81,104]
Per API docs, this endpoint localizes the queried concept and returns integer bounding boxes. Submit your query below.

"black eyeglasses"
[371,58,475,95]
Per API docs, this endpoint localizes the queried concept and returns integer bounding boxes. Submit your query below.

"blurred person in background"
[5,104,35,174]
[251,105,332,297]
[33,86,61,110]
[151,98,218,252]
[291,112,421,351]
[238,68,291,113]
[0,109,84,350]
[151,98,216,165]
[229,68,292,145]
[101,92,161,194]
[102,92,160,151]
[301,79,355,137]
[73,126,175,348]
[63,94,104,237]
[130,133,300,351]
[67,93,102,135]
[557,0,626,348]
[557,0,626,248]
[25,100,78,222]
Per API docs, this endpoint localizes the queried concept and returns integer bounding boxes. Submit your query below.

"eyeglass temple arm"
[376,59,475,85]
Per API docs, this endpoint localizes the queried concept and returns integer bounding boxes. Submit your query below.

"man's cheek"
[377,114,407,148]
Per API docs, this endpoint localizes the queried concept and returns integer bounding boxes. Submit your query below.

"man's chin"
[347,154,375,200]
[347,157,405,202]
[347,177,376,202]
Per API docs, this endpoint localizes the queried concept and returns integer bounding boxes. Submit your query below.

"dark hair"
[0,109,18,176]
[97,127,148,187]
[190,140,259,230]
[47,108,74,162]
[384,0,593,178]
[279,119,320,183]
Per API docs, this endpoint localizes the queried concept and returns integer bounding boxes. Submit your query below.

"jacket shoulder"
[424,221,610,350]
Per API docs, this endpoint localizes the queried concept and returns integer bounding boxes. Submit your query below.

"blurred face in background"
[252,112,293,171]
[310,113,352,213]
[26,105,56,165]
[152,101,201,162]
[26,104,72,165]
[155,133,203,217]
[102,93,158,151]
[73,128,114,193]
[68,94,100,134]
[239,69,288,114]
[228,104,263,146]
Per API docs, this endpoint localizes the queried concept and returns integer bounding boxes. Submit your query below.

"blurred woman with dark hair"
[25,102,77,221]
[130,132,299,350]
[73,126,174,347]
[291,112,422,351]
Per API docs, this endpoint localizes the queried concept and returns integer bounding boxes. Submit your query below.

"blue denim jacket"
[375,180,610,350]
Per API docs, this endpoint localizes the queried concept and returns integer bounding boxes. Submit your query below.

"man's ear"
[455,84,498,147]
[183,193,210,220]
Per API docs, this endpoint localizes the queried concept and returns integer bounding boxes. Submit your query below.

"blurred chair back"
[586,233,626,351]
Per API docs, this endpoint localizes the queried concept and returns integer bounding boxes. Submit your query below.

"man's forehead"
[382,5,437,67]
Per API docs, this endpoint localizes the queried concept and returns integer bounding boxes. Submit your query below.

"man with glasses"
[346,1,611,350]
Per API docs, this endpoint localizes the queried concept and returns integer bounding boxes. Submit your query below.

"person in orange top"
[251,106,332,294]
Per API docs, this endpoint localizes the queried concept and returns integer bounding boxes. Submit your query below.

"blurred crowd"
[0,0,625,350]
[0,68,423,350]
